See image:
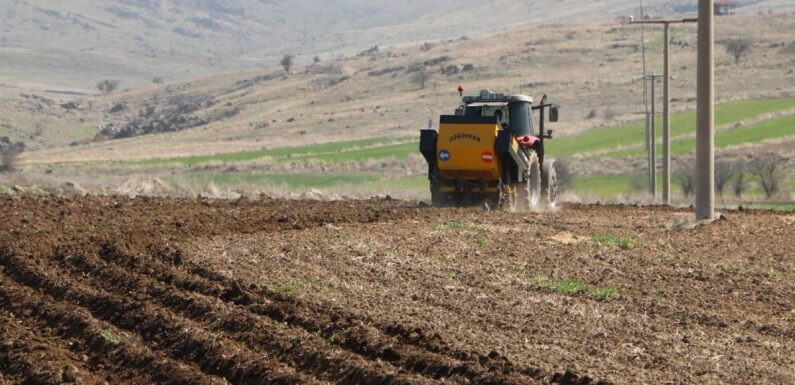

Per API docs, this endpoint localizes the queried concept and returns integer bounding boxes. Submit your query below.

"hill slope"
[2,0,793,92]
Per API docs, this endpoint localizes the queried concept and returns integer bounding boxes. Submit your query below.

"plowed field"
[1,196,793,385]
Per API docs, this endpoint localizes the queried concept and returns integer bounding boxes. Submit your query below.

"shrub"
[714,159,734,197]
[96,79,120,94]
[675,167,696,197]
[749,154,788,199]
[280,54,294,73]
[410,68,430,89]
[732,158,749,198]
[725,38,752,64]
[0,140,25,173]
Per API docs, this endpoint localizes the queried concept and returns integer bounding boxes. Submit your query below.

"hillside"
[14,12,795,157]
[1,0,793,93]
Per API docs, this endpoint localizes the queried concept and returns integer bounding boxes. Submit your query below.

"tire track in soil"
[49,249,442,385]
[96,244,595,385]
[0,273,226,385]
[0,311,109,385]
[0,251,322,385]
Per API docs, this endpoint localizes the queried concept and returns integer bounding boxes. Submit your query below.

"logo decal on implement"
[481,151,495,163]
[439,150,451,162]
[449,133,481,142]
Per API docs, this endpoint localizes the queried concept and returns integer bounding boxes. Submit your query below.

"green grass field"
[570,174,633,197]
[138,137,415,167]
[606,112,795,158]
[547,98,795,158]
[284,142,419,163]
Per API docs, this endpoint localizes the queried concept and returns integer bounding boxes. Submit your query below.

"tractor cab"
[456,91,536,137]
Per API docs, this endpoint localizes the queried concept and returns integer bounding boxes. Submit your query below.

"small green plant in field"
[552,278,589,294]
[723,261,740,272]
[684,257,705,267]
[99,329,122,345]
[431,257,451,266]
[446,220,475,230]
[316,282,340,293]
[592,234,636,249]
[475,238,486,246]
[591,286,619,301]
[592,235,618,246]
[268,278,298,294]
[528,277,619,300]
[618,237,636,250]
[444,271,456,279]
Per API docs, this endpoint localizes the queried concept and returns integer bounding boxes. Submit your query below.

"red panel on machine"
[516,135,539,149]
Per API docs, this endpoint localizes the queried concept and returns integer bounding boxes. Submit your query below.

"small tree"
[313,55,321,64]
[0,141,25,173]
[725,38,751,64]
[714,159,734,197]
[280,54,294,73]
[152,77,164,84]
[732,159,749,198]
[411,68,429,89]
[749,154,788,199]
[675,167,696,197]
[96,79,120,94]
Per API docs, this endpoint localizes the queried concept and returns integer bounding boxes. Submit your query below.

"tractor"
[419,89,560,210]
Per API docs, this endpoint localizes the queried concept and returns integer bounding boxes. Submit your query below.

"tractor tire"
[542,160,558,209]
[515,153,541,212]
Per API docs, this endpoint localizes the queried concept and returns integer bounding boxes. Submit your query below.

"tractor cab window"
[463,105,481,117]
[508,101,533,137]
[465,103,509,130]
[484,106,508,130]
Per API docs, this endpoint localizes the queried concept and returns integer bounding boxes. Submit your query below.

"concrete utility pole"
[696,0,715,220]
[634,73,664,199]
[650,76,656,199]
[638,1,650,193]
[630,18,697,205]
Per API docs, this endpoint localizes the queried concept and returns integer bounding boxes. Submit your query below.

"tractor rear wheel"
[515,153,541,212]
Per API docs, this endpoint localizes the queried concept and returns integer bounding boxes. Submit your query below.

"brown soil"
[1,195,793,384]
